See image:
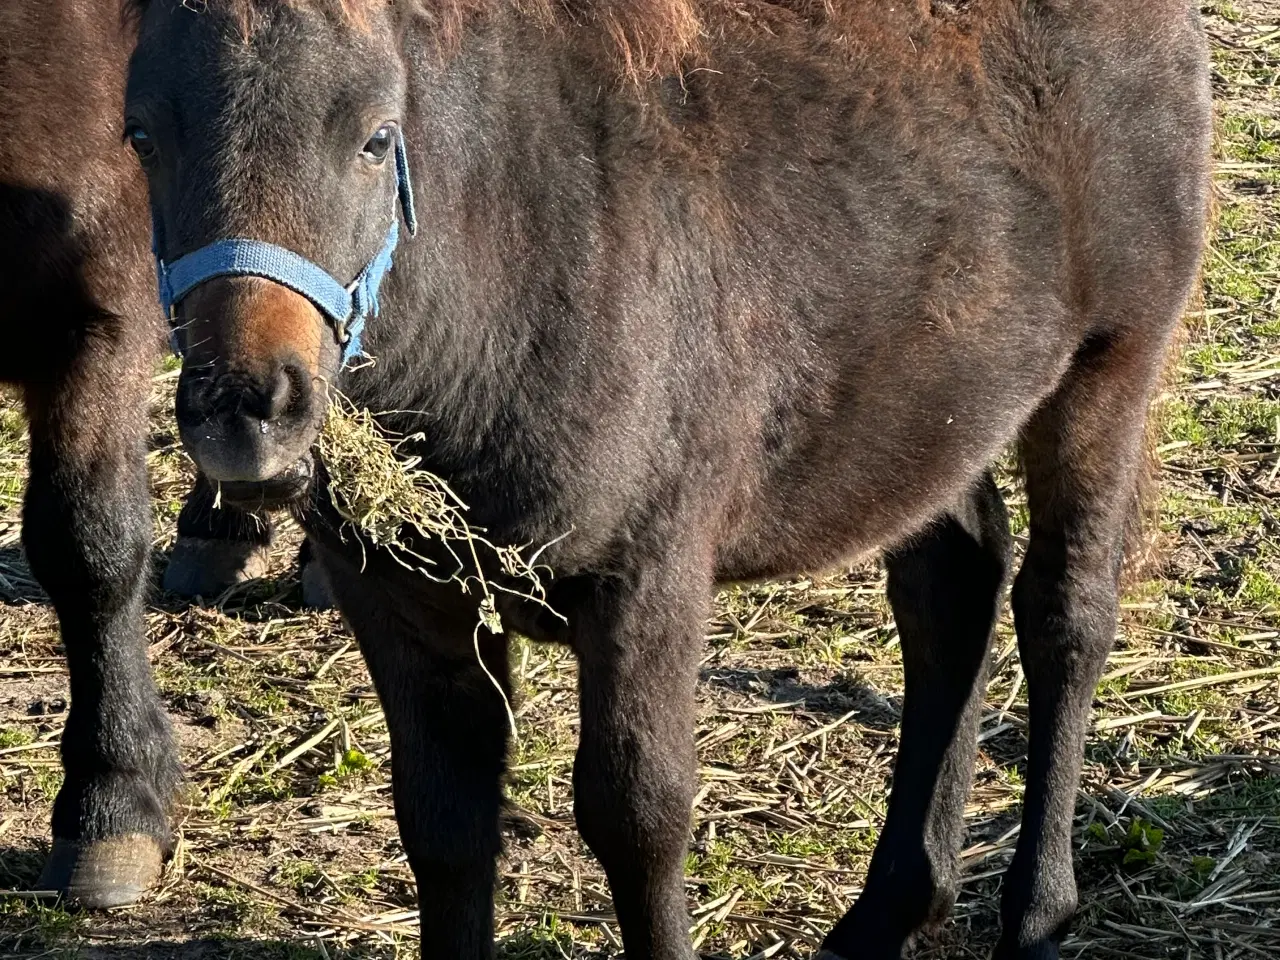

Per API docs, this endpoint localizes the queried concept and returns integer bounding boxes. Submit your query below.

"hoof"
[163,536,270,598]
[300,555,336,609]
[38,835,165,909]
[814,953,848,960]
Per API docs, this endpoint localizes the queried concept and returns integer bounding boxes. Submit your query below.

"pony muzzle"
[175,277,328,493]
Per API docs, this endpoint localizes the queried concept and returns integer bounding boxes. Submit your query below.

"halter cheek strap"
[153,129,417,368]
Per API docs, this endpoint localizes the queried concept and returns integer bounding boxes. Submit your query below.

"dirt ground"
[2,5,1279,959]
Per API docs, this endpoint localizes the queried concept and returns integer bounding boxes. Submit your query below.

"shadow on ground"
[701,663,902,730]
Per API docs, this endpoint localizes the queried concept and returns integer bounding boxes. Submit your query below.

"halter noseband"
[153,129,417,367]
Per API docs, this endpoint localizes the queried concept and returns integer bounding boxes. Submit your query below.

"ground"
[2,5,1280,959]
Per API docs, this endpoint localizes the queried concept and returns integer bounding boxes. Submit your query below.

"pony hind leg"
[997,329,1173,958]
[821,472,1012,960]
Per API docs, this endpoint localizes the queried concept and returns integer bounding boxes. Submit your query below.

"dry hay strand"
[318,393,564,731]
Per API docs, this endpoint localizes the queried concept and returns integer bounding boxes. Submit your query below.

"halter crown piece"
[153,128,418,367]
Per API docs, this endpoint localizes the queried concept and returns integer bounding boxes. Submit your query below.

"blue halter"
[154,129,417,367]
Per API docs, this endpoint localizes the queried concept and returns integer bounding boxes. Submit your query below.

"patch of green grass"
[1170,657,1233,683]
[274,859,323,897]
[764,824,878,866]
[1202,1,1243,22]
[1162,394,1280,467]
[687,836,734,881]
[1183,340,1245,379]
[1207,395,1280,447]
[0,405,27,511]
[497,914,580,959]
[233,678,292,719]
[1145,794,1189,823]
[336,747,374,776]
[1120,818,1166,868]
[686,835,813,913]
[1204,198,1280,312]
[1160,398,1211,447]
[1191,855,1217,878]
[0,727,33,749]
[231,768,296,806]
[998,763,1025,790]
[0,896,83,948]
[155,660,222,695]
[343,867,381,898]
[1160,851,1222,900]
[1212,40,1280,91]
[1095,673,1132,699]
[25,766,64,804]
[194,881,281,931]
[1195,772,1280,815]
[1219,114,1280,166]
[1234,558,1280,609]
[316,747,378,791]
[1159,689,1232,721]
[1159,490,1262,538]
[506,701,574,815]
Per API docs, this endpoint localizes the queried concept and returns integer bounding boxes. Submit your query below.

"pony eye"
[362,124,394,163]
[125,124,156,162]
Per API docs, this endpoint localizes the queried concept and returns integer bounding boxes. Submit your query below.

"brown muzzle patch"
[179,276,327,376]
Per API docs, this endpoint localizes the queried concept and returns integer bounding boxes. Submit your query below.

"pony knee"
[573,747,692,872]
[1011,549,1119,689]
[23,466,150,619]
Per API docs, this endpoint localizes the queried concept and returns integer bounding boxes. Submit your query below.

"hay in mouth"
[318,393,565,733]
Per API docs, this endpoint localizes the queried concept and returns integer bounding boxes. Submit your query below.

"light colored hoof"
[163,536,270,598]
[38,834,165,909]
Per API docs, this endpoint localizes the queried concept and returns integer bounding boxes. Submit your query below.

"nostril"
[206,362,307,426]
[265,365,293,422]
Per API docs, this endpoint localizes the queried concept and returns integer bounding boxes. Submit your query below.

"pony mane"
[123,0,978,80]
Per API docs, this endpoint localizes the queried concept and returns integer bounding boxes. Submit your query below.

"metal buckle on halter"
[337,278,360,347]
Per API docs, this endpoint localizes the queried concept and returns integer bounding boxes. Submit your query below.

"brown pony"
[0,0,327,907]
[126,1,1212,956]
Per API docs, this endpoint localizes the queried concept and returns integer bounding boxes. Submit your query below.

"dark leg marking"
[822,472,1011,960]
